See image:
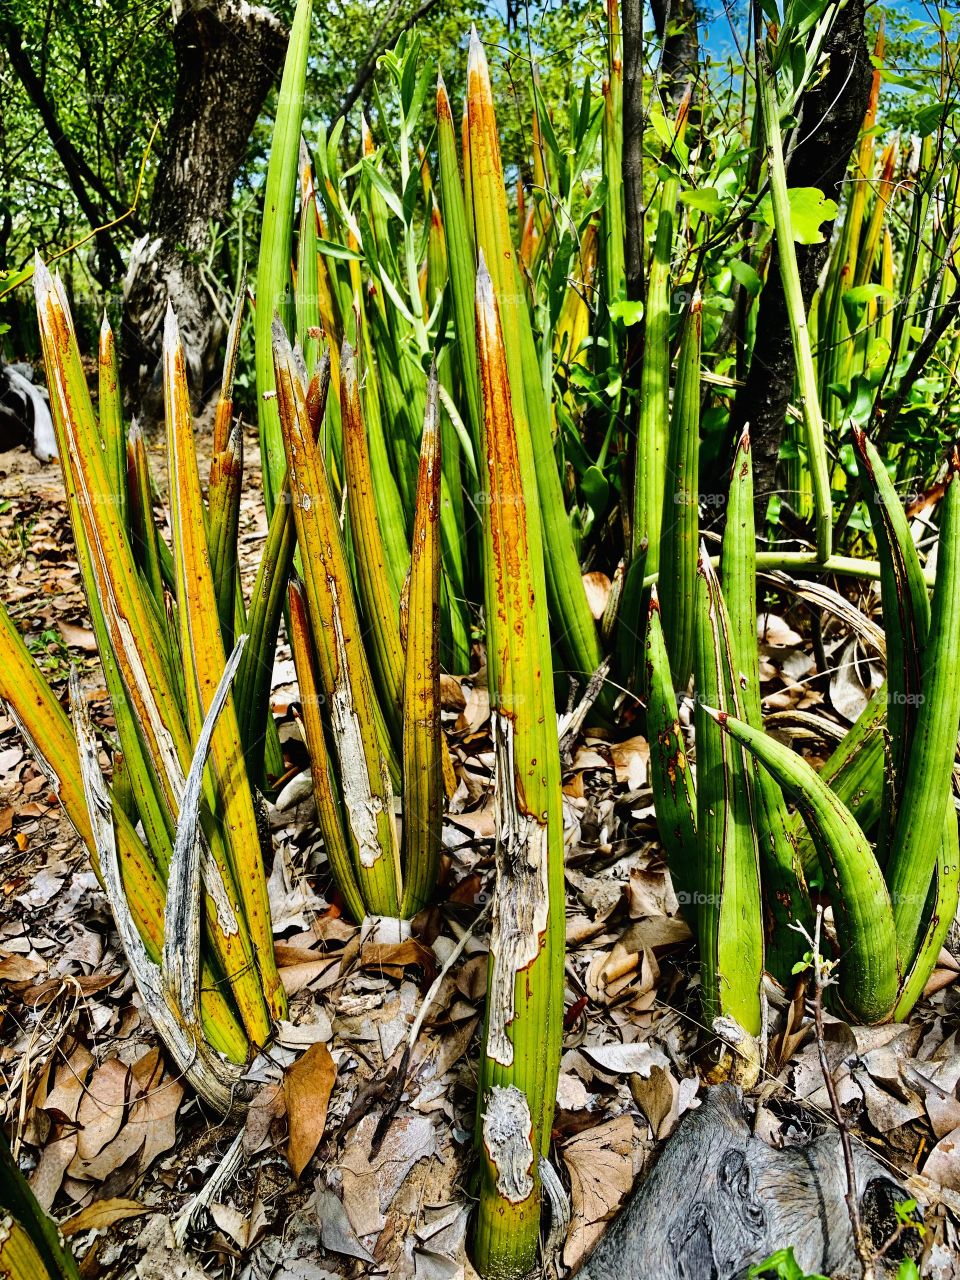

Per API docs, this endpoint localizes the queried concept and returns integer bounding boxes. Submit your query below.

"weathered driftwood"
[578,1084,910,1280]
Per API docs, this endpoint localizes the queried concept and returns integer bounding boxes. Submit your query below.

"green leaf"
[679,187,724,216]
[581,465,609,518]
[316,238,362,261]
[758,186,838,244]
[608,298,644,326]
[729,259,763,296]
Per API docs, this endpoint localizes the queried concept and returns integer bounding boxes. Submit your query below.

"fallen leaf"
[758,613,803,648]
[609,735,649,790]
[244,1080,286,1157]
[312,1184,376,1263]
[284,1042,336,1178]
[58,622,97,652]
[339,1113,437,1237]
[0,952,46,983]
[630,1065,677,1138]
[360,938,438,983]
[923,1125,960,1191]
[562,1115,635,1268]
[75,1058,129,1161]
[61,1197,147,1235]
[581,1040,669,1077]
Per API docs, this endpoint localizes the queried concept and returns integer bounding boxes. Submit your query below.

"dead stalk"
[805,907,876,1280]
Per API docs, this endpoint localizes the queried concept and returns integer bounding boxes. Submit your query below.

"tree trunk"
[649,0,700,103]
[121,0,286,416]
[729,1,872,528]
[621,0,644,310]
[579,1084,912,1280]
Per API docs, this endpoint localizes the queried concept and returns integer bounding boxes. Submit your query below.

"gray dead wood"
[577,1084,911,1280]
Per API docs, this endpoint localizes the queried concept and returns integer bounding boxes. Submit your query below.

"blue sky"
[697,0,939,54]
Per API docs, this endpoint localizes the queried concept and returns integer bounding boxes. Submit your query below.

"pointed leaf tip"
[163,302,179,347]
[467,25,487,73]
[271,312,291,352]
[32,252,54,302]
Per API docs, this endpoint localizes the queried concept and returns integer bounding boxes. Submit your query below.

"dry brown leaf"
[608,735,649,790]
[75,1058,129,1160]
[758,612,803,648]
[338,1113,437,1238]
[456,684,490,735]
[31,1044,94,1209]
[58,622,97,652]
[562,1115,635,1268]
[439,674,466,711]
[923,1125,960,1191]
[630,1065,677,1139]
[130,1048,182,1175]
[243,1080,286,1157]
[209,1195,269,1251]
[360,938,438,983]
[448,799,496,839]
[274,943,341,996]
[0,952,46,983]
[284,1041,336,1178]
[61,1197,147,1235]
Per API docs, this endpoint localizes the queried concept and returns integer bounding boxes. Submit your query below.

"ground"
[2,433,960,1278]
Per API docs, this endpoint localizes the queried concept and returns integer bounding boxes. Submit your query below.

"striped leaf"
[473,257,565,1279]
[272,316,402,916]
[400,372,444,916]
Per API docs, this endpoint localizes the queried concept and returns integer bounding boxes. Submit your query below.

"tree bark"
[621,0,644,310]
[121,0,286,414]
[579,1084,912,1280]
[729,0,872,527]
[650,0,700,104]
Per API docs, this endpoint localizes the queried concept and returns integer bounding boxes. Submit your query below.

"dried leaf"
[562,1115,635,1268]
[630,1065,677,1139]
[284,1042,336,1178]
[609,735,649,790]
[61,1197,147,1235]
[923,1125,960,1191]
[75,1058,129,1160]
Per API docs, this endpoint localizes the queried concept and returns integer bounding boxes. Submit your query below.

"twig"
[558,659,610,766]
[172,1129,245,1247]
[370,905,489,1152]
[803,907,876,1280]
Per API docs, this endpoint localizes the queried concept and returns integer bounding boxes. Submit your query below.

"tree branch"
[338,0,444,121]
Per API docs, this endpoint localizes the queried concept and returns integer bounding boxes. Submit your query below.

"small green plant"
[26,625,72,680]
[748,1247,829,1280]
